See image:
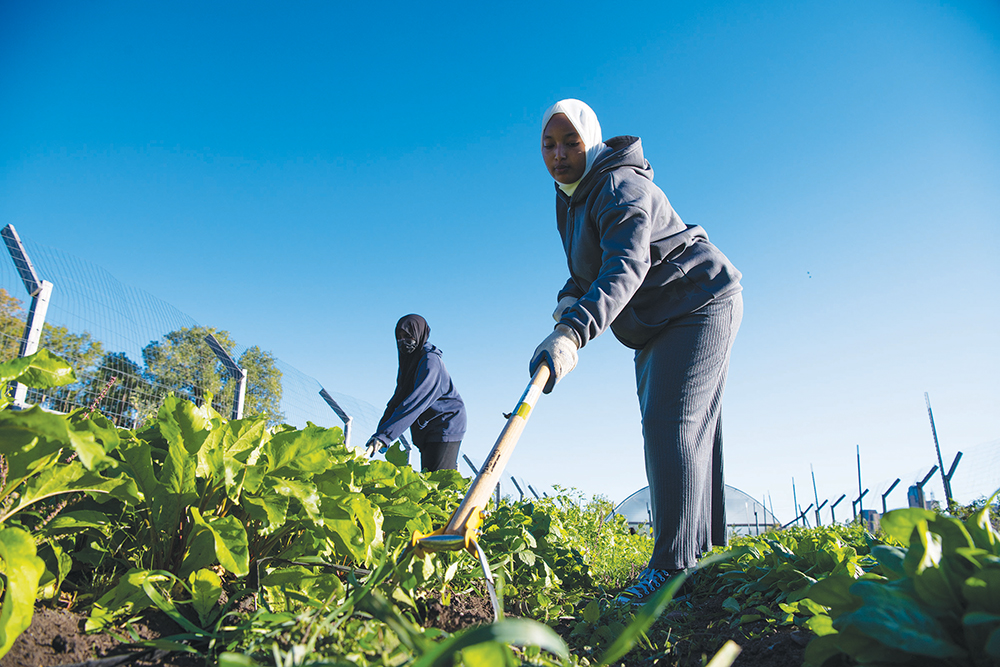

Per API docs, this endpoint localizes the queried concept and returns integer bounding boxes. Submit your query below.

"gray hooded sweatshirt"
[555,135,742,350]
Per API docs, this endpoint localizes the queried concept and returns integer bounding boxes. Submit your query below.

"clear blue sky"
[2,1,998,522]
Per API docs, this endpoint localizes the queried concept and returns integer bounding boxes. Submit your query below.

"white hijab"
[541,99,609,196]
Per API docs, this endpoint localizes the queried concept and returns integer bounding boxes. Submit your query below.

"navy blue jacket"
[375,344,466,447]
[555,136,742,350]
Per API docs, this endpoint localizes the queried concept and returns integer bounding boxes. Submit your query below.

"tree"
[0,287,25,362]
[142,326,283,423]
[240,345,284,425]
[82,352,159,428]
[26,324,105,412]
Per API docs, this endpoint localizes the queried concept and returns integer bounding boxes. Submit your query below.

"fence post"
[510,476,525,501]
[205,334,245,420]
[319,387,352,448]
[830,494,847,524]
[2,224,54,408]
[881,478,901,514]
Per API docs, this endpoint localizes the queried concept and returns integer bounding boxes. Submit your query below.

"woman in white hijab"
[530,99,743,605]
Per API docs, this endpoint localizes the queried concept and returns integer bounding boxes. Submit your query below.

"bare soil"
[3,593,807,667]
[1,604,201,667]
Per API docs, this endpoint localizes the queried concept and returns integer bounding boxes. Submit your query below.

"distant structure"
[609,485,779,536]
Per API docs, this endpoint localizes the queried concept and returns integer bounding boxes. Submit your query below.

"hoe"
[408,364,551,618]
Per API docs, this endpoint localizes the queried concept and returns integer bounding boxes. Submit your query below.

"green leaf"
[904,524,964,609]
[0,527,45,659]
[410,618,568,667]
[927,514,975,555]
[218,652,262,667]
[0,405,115,490]
[966,490,1000,554]
[267,477,322,523]
[838,579,966,658]
[461,640,516,667]
[265,424,340,475]
[241,494,289,534]
[804,612,836,637]
[157,394,212,456]
[0,349,76,389]
[36,542,72,600]
[963,569,1000,614]
[385,440,410,467]
[87,569,171,631]
[583,599,601,623]
[219,417,270,460]
[871,545,907,580]
[881,508,937,543]
[802,633,844,666]
[1,463,134,525]
[806,575,861,615]
[187,508,249,577]
[189,568,223,627]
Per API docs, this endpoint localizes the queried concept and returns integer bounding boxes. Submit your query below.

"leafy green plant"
[0,349,135,659]
[475,499,593,620]
[803,492,1000,666]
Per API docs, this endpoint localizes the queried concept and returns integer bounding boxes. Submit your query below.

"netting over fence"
[0,228,380,440]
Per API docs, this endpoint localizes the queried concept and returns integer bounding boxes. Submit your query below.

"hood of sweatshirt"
[556,135,651,202]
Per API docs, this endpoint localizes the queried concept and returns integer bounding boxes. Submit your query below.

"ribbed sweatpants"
[635,292,742,571]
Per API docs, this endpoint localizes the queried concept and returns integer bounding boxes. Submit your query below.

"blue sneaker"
[614,567,677,606]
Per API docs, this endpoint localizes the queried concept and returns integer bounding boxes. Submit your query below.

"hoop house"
[610,485,780,536]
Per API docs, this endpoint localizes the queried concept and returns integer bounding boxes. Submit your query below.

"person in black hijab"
[365,314,467,472]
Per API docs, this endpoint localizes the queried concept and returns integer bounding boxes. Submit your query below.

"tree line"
[0,287,283,427]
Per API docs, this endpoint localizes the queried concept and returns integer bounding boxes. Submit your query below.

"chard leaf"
[265,424,339,475]
[0,526,45,659]
[839,579,965,658]
[806,575,861,615]
[966,490,1000,554]
[324,519,365,562]
[0,349,75,389]
[188,507,249,577]
[241,494,289,533]
[1,464,134,524]
[189,568,223,627]
[268,478,321,523]
[87,569,171,631]
[881,508,937,544]
[157,394,211,456]
[871,545,907,580]
[963,569,1000,614]
[220,418,270,461]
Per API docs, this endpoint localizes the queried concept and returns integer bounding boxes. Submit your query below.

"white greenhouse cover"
[610,485,780,536]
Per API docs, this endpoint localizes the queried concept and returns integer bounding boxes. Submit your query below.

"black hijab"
[380,314,431,424]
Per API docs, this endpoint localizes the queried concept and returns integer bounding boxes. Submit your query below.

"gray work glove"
[529,323,579,394]
[365,435,388,458]
[552,296,577,322]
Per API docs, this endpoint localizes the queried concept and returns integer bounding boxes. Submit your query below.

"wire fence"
[2,226,993,514]
[0,226,382,441]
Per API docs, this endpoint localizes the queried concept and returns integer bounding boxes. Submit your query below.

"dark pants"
[418,440,461,472]
[635,292,742,571]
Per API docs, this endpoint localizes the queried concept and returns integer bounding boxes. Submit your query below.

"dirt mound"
[1,605,198,667]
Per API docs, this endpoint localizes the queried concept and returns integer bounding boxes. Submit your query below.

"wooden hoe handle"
[445,363,551,534]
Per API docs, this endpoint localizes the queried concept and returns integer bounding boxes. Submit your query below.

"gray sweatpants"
[634,292,743,571]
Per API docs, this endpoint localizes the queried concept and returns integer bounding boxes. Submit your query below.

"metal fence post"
[2,224,54,407]
[205,334,246,420]
[319,387,352,447]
